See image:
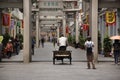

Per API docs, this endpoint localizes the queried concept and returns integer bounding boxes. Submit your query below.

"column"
[23,0,32,63]
[63,12,66,36]
[14,19,17,38]
[39,21,41,47]
[0,9,2,35]
[116,12,118,35]
[90,0,98,62]
[36,12,39,48]
[75,12,79,43]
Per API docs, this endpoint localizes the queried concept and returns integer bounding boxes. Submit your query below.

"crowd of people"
[0,35,21,59]
[0,33,119,68]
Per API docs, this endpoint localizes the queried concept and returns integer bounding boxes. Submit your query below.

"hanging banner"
[2,13,11,27]
[106,11,116,25]
[22,20,24,28]
[10,19,14,29]
[0,36,3,44]
[66,26,69,34]
[82,24,89,31]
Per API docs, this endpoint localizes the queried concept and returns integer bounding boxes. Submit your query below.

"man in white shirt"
[58,34,68,51]
[84,36,96,69]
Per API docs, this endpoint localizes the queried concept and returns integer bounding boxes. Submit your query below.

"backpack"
[86,41,93,53]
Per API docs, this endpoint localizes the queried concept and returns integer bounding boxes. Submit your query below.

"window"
[44,2,46,6]
[55,2,58,6]
[48,2,50,6]
[51,2,54,6]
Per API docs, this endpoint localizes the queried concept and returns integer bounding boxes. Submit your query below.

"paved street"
[2,42,114,62]
[0,42,120,80]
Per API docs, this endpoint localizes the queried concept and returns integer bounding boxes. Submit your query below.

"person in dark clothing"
[41,37,45,48]
[52,37,56,48]
[113,40,120,64]
[32,37,35,55]
[14,36,20,55]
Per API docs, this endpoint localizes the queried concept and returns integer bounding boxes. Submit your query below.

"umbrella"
[110,35,120,40]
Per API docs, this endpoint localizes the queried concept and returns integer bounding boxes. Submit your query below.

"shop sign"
[2,13,11,27]
[106,11,116,25]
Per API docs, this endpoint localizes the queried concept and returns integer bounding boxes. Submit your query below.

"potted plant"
[103,36,112,57]
[79,36,85,49]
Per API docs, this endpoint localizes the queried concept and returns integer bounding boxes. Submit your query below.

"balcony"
[63,1,79,12]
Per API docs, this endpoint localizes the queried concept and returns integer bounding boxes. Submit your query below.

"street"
[0,42,120,80]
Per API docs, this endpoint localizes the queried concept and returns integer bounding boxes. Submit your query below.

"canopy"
[110,35,120,40]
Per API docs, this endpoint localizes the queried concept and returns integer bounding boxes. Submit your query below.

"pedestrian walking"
[52,37,56,47]
[14,36,20,55]
[112,40,120,64]
[58,34,68,51]
[32,36,35,55]
[84,36,96,69]
[41,37,45,48]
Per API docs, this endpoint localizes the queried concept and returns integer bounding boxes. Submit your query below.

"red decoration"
[66,26,69,33]
[82,24,89,31]
[2,13,11,27]
[22,20,24,28]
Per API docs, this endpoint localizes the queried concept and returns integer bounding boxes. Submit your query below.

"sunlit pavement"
[0,62,120,80]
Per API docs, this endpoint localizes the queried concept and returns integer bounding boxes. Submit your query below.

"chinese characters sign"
[106,11,116,25]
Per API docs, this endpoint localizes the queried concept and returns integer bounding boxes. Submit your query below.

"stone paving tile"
[0,62,120,80]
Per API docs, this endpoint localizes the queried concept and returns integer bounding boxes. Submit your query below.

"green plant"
[68,35,72,44]
[72,35,76,43]
[103,36,112,57]
[2,33,10,47]
[79,36,85,49]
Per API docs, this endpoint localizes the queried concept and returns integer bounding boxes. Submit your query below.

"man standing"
[58,34,68,51]
[84,36,96,69]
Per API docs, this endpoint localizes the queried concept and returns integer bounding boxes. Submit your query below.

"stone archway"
[0,0,31,63]
[86,0,120,62]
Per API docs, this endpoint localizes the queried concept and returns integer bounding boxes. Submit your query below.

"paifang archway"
[0,0,31,63]
[1,0,120,63]
[84,0,120,62]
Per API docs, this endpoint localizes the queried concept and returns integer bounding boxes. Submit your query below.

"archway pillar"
[63,12,66,36]
[75,12,79,43]
[90,0,98,62]
[23,0,32,63]
[36,12,39,48]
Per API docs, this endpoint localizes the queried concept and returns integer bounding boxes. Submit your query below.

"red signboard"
[82,24,89,31]
[2,13,11,27]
